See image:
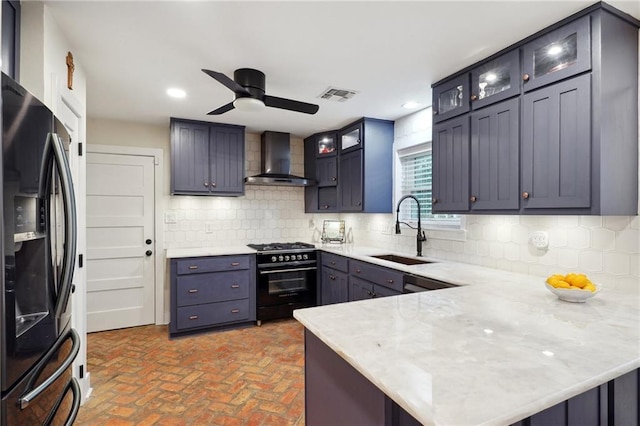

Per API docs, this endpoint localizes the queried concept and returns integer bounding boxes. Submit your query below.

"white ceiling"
[45,1,639,138]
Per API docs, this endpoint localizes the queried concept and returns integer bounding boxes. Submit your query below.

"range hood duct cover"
[245,131,315,186]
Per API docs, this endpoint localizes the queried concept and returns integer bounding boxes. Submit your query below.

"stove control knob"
[303,254,308,260]
[284,255,290,261]
[278,255,284,262]
[297,254,302,260]
[271,256,277,262]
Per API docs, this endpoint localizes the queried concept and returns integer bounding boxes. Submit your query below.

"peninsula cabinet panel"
[521,74,591,210]
[470,97,520,211]
[432,115,470,212]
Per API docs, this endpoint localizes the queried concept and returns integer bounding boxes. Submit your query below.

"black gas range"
[247,242,317,325]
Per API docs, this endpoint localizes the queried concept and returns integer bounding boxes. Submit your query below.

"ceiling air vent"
[318,87,358,102]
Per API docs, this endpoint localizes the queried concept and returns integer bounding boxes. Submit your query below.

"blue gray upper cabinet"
[470,97,520,211]
[470,50,521,110]
[522,16,591,93]
[522,74,591,210]
[170,118,245,196]
[432,115,470,212]
[305,118,394,213]
[431,4,639,215]
[432,74,470,123]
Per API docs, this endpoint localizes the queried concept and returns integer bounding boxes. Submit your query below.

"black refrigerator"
[0,73,81,424]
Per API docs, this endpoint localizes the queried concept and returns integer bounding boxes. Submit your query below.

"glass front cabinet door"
[470,50,520,110]
[522,15,591,92]
[432,74,470,123]
[340,122,363,152]
[316,133,337,157]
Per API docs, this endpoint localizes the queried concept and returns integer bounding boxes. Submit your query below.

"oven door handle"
[259,266,317,275]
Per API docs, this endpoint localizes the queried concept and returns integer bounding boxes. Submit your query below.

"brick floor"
[76,320,305,425]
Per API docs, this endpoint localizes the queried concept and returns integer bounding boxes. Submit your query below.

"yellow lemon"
[583,283,596,292]
[551,280,571,289]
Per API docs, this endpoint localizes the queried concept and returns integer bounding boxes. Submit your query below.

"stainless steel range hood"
[245,131,315,187]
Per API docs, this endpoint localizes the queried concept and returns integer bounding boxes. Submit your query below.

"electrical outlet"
[530,231,549,249]
[205,222,214,233]
[164,212,177,224]
[308,219,315,229]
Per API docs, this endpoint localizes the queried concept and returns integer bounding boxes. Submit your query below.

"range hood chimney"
[245,131,314,187]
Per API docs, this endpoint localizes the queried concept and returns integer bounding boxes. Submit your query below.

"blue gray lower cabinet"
[305,327,640,426]
[169,254,256,336]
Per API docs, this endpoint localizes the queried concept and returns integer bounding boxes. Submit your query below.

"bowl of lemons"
[545,273,600,303]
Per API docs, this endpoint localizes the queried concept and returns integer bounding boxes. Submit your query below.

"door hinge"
[78,142,83,156]
[79,365,84,379]
[79,254,84,268]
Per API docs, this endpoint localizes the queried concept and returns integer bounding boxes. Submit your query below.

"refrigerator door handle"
[51,132,77,319]
[18,328,80,409]
[43,377,81,426]
[37,133,56,200]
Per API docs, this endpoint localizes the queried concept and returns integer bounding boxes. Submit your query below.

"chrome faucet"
[395,195,427,257]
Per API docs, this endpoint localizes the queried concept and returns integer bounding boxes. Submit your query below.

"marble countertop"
[165,246,256,258]
[295,245,640,426]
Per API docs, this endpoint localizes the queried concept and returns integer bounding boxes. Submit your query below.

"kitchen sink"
[369,254,434,266]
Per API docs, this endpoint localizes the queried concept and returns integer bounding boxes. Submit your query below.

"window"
[397,143,461,229]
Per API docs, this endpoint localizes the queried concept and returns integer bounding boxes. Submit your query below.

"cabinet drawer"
[349,260,403,292]
[176,299,250,330]
[176,255,250,275]
[321,253,349,273]
[176,270,250,307]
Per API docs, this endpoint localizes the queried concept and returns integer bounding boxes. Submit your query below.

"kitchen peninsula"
[294,247,640,425]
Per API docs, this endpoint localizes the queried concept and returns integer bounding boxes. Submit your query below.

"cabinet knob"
[230,262,240,267]
[523,74,530,82]
[366,290,373,296]
[522,191,530,199]
[357,201,362,206]
[329,275,336,280]
[470,195,477,203]
[189,315,199,320]
[331,177,337,181]
[433,109,438,116]
[231,309,240,314]
[432,198,438,205]
[387,279,394,284]
[203,182,209,187]
[145,250,153,256]
[188,289,198,294]
[145,239,152,245]
[470,95,478,101]
[188,265,198,270]
[330,261,336,265]
[231,284,240,288]
[322,205,329,210]
[355,269,361,273]
[211,182,217,188]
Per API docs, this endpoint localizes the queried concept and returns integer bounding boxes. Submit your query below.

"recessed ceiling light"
[166,88,186,98]
[402,101,421,109]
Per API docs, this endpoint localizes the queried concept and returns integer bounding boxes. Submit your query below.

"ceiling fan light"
[233,97,265,112]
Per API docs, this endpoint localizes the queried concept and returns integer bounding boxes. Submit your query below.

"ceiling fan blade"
[202,69,250,95]
[264,95,319,115]
[207,102,235,115]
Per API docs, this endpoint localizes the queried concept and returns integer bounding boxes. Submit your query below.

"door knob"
[145,239,152,245]
[145,250,153,256]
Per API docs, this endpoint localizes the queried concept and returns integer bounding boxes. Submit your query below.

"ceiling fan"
[202,68,319,115]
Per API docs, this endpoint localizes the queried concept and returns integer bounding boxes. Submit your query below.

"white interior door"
[86,152,155,332]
